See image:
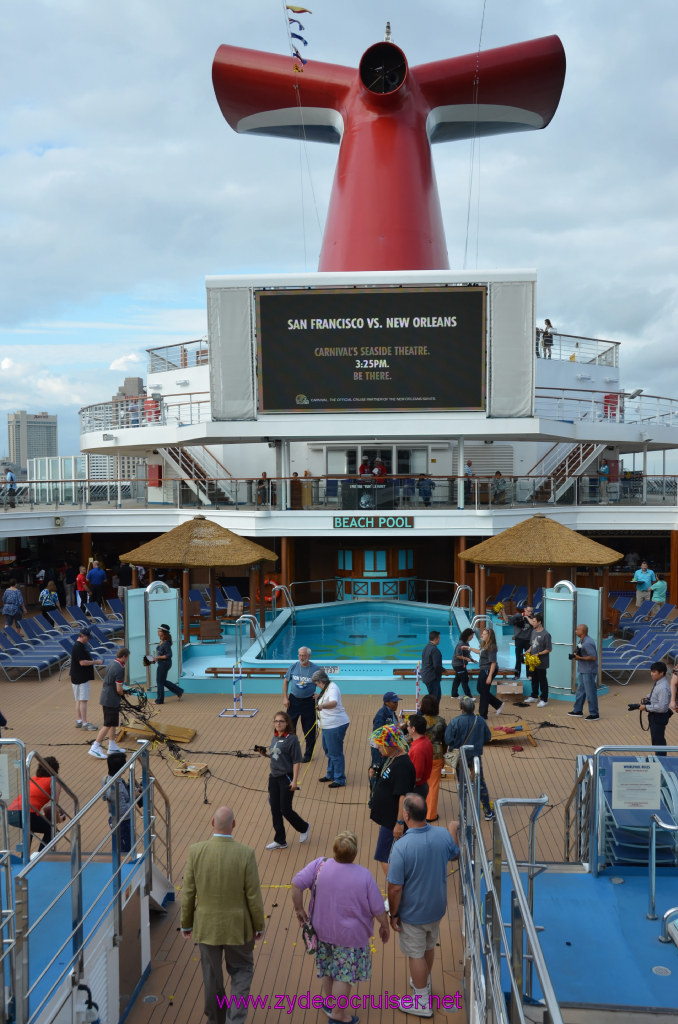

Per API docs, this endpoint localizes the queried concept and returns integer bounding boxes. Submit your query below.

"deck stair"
[158,445,235,506]
[526,441,607,503]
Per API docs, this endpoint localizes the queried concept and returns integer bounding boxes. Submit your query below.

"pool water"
[260,600,459,663]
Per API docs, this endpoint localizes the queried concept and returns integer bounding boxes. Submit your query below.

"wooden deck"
[1,660,659,1023]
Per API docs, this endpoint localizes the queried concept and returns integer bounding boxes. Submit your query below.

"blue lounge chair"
[512,586,528,607]
[486,584,515,607]
[67,604,117,637]
[88,600,124,628]
[223,585,250,609]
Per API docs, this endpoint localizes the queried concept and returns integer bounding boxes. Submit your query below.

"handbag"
[444,718,477,774]
[301,858,326,954]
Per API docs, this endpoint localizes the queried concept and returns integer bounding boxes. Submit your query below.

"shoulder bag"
[444,718,478,774]
[301,858,327,954]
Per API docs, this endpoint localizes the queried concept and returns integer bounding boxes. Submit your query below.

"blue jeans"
[321,722,349,785]
[573,673,598,716]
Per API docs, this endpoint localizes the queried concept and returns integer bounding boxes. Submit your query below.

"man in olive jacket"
[181,806,265,1024]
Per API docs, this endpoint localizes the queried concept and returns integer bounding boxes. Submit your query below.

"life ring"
[256,578,277,604]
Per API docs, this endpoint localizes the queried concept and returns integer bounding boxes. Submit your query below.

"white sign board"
[611,761,661,810]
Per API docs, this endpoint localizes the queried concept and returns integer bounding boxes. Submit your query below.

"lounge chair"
[87,600,124,629]
[67,604,117,637]
[486,584,515,607]
[223,585,250,609]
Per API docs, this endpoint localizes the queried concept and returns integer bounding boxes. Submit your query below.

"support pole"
[182,569,190,647]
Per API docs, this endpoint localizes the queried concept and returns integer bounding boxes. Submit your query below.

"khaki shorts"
[71,682,90,701]
[397,918,440,958]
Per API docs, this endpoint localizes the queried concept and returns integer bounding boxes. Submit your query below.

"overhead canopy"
[119,515,278,570]
[459,514,624,567]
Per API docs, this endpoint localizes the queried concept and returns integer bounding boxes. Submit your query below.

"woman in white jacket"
[313,669,350,789]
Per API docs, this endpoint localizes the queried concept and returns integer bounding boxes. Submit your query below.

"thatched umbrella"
[459,514,623,614]
[120,516,278,644]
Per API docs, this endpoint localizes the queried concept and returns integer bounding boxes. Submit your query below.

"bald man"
[181,806,265,1024]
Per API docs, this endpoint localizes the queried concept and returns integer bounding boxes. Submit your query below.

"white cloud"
[109,353,143,372]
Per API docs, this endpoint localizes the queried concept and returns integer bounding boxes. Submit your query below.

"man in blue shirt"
[282,646,320,762]
[631,560,656,607]
[567,623,600,720]
[86,561,108,607]
[387,794,459,1017]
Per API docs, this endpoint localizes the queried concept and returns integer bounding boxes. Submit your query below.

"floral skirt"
[315,940,372,984]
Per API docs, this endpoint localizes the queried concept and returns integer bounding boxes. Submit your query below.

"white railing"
[147,339,208,373]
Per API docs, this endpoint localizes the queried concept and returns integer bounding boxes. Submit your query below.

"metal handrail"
[235,615,266,659]
[271,585,295,623]
[451,584,473,610]
[589,745,678,876]
[647,814,678,920]
[564,757,594,861]
[456,754,563,1024]
[0,803,17,1024]
[13,742,163,1024]
[469,614,489,631]
[660,906,678,944]
[289,578,338,604]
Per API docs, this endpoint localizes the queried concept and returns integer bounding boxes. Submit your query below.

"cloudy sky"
[1,0,676,456]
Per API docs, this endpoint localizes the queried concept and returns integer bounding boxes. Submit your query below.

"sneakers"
[265,841,288,850]
[328,782,345,789]
[108,743,126,753]
[318,776,330,783]
[484,811,496,821]
[537,700,548,708]
[409,977,432,995]
[567,710,583,717]
[524,696,537,704]
[75,721,83,729]
[299,827,310,844]
[82,722,97,731]
[401,998,433,1018]
[585,714,600,721]
[494,702,504,715]
[88,743,106,759]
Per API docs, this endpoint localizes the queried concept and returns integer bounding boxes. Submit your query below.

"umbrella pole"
[209,567,216,620]
[182,569,190,647]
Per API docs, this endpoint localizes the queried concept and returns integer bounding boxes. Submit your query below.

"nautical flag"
[293,48,307,65]
[291,32,308,46]
[286,5,312,12]
[288,18,305,30]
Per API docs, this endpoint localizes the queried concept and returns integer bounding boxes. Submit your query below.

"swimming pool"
[259,599,459,663]
[179,600,516,695]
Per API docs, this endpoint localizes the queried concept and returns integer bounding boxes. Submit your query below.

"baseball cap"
[79,626,92,637]
[382,691,400,703]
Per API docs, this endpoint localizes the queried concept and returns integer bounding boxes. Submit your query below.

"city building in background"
[7,410,58,469]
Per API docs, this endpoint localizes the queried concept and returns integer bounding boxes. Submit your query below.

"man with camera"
[501,604,534,679]
[628,661,672,753]
[567,624,599,720]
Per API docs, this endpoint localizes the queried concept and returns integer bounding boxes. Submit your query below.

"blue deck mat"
[5,856,141,1019]
[501,868,678,1009]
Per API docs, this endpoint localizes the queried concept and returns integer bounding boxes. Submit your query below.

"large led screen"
[255,286,485,413]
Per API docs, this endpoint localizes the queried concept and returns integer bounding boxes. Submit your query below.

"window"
[364,550,387,576]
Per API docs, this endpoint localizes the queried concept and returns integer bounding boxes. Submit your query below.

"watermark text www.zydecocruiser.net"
[216,990,463,1013]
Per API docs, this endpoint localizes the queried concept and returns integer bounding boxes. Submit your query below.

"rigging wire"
[279,1,325,268]
[463,0,488,269]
